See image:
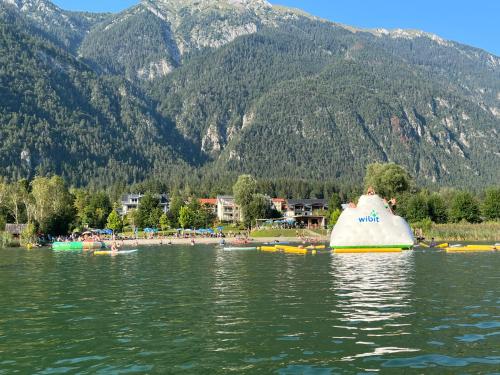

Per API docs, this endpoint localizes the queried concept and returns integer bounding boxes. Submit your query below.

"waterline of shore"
[104,236,328,247]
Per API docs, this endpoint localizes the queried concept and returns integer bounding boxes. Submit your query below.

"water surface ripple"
[0,247,499,373]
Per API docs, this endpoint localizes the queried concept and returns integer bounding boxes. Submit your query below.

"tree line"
[0,163,499,243]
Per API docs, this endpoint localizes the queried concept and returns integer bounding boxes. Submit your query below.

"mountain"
[78,0,309,80]
[0,0,499,188]
[149,20,500,186]
[0,5,200,186]
[0,0,108,51]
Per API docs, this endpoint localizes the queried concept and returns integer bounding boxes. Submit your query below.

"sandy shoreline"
[105,236,328,247]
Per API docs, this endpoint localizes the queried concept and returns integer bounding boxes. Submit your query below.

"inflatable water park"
[330,193,415,253]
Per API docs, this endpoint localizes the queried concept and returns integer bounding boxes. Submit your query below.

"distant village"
[121,194,329,229]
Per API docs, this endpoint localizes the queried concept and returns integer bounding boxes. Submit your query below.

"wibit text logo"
[357,210,380,223]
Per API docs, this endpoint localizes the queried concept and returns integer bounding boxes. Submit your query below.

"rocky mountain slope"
[0,0,499,187]
[0,4,199,185]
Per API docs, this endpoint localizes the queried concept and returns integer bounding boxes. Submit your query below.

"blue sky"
[52,0,499,55]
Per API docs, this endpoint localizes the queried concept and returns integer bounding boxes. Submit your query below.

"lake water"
[0,246,499,374]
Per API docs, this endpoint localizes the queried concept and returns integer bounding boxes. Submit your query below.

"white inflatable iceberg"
[330,194,414,249]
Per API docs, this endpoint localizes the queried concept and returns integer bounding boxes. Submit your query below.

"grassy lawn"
[426,222,500,242]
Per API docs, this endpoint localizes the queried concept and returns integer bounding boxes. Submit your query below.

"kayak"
[223,247,257,251]
[94,249,139,255]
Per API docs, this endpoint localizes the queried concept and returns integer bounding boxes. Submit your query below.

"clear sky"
[52,0,499,56]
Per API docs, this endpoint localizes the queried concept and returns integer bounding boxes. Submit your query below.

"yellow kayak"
[436,243,449,248]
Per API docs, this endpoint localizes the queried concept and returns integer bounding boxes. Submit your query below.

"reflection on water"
[0,247,499,373]
[332,252,414,324]
[330,252,421,364]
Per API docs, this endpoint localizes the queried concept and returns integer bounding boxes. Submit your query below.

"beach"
[105,236,328,247]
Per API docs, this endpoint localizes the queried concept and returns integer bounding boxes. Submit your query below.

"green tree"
[86,192,112,229]
[482,187,500,220]
[20,223,37,247]
[72,189,91,227]
[233,175,257,223]
[106,209,123,233]
[179,206,194,229]
[245,194,273,227]
[0,215,5,231]
[147,207,163,228]
[5,180,29,224]
[364,163,413,198]
[428,193,448,223]
[126,208,140,231]
[137,193,160,228]
[329,208,342,227]
[328,193,342,211]
[449,191,481,223]
[167,194,184,229]
[31,176,75,234]
[405,193,429,223]
[159,213,170,231]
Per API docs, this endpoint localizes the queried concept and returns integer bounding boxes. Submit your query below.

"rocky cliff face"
[1,0,499,187]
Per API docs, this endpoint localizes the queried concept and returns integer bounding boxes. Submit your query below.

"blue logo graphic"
[357,210,381,223]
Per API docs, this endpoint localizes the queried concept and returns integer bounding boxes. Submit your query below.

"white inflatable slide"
[330,194,414,249]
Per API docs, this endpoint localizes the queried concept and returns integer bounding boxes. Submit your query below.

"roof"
[5,224,28,235]
[199,198,217,205]
[272,198,286,203]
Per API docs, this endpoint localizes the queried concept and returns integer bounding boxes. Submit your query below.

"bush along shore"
[0,163,499,246]
[423,222,500,242]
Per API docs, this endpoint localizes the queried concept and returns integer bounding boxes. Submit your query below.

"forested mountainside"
[0,6,201,186]
[0,0,499,188]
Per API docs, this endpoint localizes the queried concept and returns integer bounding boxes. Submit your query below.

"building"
[216,196,241,222]
[5,224,29,238]
[121,194,169,216]
[271,198,286,213]
[199,198,217,215]
[285,199,328,228]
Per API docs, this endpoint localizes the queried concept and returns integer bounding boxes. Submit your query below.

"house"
[5,224,29,238]
[216,196,241,222]
[121,194,169,216]
[272,198,286,213]
[199,198,217,215]
[285,199,328,228]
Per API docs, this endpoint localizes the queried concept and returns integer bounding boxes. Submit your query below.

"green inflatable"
[52,242,105,251]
